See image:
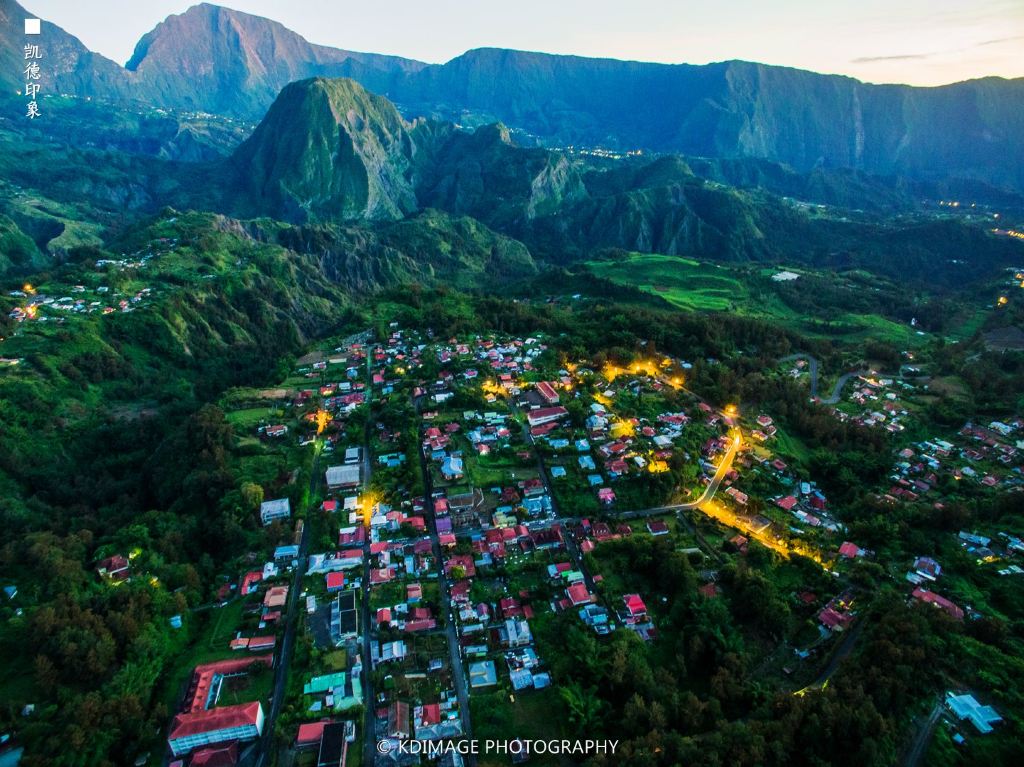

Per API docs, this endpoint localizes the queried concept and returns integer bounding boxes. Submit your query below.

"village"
[134,325,1021,767]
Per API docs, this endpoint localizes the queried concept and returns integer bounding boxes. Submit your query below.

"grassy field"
[589,254,749,312]
[586,253,923,346]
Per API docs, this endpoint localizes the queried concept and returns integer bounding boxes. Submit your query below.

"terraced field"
[586,253,924,346]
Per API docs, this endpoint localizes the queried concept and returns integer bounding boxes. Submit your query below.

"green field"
[589,254,747,311]
[586,253,923,345]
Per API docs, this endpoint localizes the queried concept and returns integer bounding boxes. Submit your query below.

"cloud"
[851,53,933,63]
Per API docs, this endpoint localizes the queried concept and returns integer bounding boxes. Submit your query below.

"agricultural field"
[585,253,926,345]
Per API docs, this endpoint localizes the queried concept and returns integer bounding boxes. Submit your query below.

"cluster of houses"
[887,418,1023,503]
[830,374,914,433]
[7,284,154,324]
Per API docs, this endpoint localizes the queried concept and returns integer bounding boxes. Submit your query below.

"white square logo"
[25,18,42,35]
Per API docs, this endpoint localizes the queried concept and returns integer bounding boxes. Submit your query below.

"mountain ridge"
[1,0,1022,191]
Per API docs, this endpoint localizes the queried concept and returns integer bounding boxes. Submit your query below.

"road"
[792,618,865,697]
[779,353,866,405]
[256,329,372,767]
[612,433,742,518]
[255,442,319,767]
[903,700,943,767]
[360,347,378,767]
[413,396,477,767]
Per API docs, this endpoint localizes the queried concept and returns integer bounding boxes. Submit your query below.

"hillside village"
[91,322,1021,767]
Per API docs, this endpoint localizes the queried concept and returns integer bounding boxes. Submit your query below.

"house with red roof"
[450,579,471,603]
[189,742,238,767]
[567,582,594,606]
[912,588,964,620]
[647,520,669,536]
[526,406,568,427]
[838,541,865,559]
[776,495,798,511]
[621,594,648,624]
[168,701,264,757]
[445,554,476,578]
[296,720,332,749]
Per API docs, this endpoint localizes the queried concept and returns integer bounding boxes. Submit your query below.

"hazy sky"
[24,0,1024,86]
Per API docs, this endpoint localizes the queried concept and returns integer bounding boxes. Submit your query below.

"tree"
[240,481,264,510]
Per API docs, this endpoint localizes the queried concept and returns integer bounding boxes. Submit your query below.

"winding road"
[612,433,742,518]
[779,353,864,404]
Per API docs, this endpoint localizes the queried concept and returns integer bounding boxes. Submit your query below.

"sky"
[24,0,1024,86]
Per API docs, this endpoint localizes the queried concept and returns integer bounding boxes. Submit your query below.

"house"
[776,496,798,511]
[912,588,964,620]
[499,618,532,648]
[579,604,613,634]
[818,606,853,631]
[316,721,349,767]
[523,478,544,497]
[647,521,669,536]
[946,692,1002,734]
[373,640,408,665]
[445,554,476,578]
[387,701,411,740]
[536,381,560,405]
[441,456,464,481]
[168,702,264,757]
[96,554,131,582]
[264,586,289,609]
[296,720,332,749]
[621,594,648,624]
[598,487,616,505]
[275,545,299,562]
[260,498,291,526]
[838,541,864,559]
[469,660,498,688]
[330,591,359,643]
[325,465,361,491]
[189,742,239,767]
[326,572,345,592]
[567,582,594,606]
[526,407,568,428]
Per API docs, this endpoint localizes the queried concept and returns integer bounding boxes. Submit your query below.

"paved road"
[611,433,741,519]
[360,348,378,767]
[904,700,943,767]
[793,618,865,698]
[255,444,319,767]
[779,353,867,405]
[414,396,477,766]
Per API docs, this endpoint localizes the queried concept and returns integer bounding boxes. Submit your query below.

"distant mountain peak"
[230,77,420,223]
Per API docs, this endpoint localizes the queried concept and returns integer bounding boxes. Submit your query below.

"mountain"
[3,1,1023,191]
[123,3,425,117]
[391,49,1024,192]
[0,0,132,99]
[222,77,1023,284]
[229,77,422,222]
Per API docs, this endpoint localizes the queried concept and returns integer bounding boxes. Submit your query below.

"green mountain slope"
[229,78,420,222]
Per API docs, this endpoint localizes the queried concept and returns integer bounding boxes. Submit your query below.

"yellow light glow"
[23,283,35,295]
[997,296,1009,306]
[359,493,378,528]
[481,379,505,397]
[315,409,331,435]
